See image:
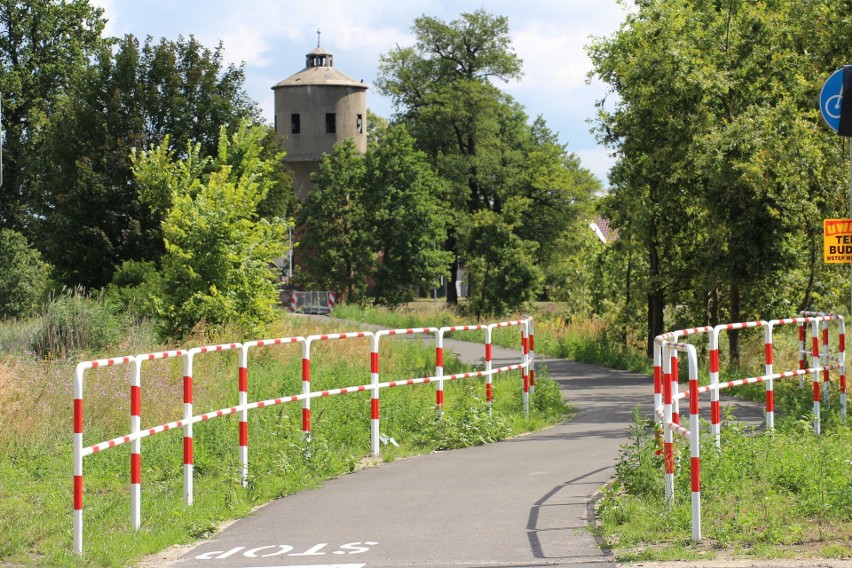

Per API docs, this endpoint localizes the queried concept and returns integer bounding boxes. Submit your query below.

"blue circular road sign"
[821,68,845,133]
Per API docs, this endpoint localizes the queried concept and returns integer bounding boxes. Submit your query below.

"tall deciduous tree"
[33,34,266,289]
[375,9,523,305]
[299,139,372,303]
[0,0,105,231]
[589,0,849,356]
[376,10,600,313]
[363,124,452,307]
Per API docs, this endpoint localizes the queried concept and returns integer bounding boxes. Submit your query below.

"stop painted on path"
[189,540,377,566]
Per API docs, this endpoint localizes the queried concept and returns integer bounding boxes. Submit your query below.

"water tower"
[272,32,368,197]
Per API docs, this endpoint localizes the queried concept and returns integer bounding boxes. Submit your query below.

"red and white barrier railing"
[72,316,533,555]
[654,312,846,543]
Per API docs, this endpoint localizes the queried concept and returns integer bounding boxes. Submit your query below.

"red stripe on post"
[530,369,535,387]
[183,376,192,404]
[183,437,193,465]
[302,408,310,431]
[654,365,662,394]
[436,390,444,406]
[799,325,805,342]
[485,343,492,362]
[302,358,310,383]
[709,350,719,374]
[690,457,701,492]
[764,343,773,365]
[239,421,248,446]
[239,367,248,392]
[813,380,820,401]
[813,337,819,357]
[74,476,83,510]
[371,398,379,420]
[840,334,846,353]
[371,351,379,374]
[766,389,774,412]
[486,383,493,402]
[74,399,83,433]
[530,334,535,351]
[131,453,141,484]
[130,385,141,417]
[664,442,674,474]
[436,347,443,368]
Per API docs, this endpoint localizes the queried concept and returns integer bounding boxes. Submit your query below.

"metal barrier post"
[822,320,831,406]
[302,339,312,439]
[798,322,806,387]
[370,334,380,456]
[528,317,535,394]
[485,325,494,415]
[435,330,445,419]
[708,329,721,446]
[811,320,821,434]
[522,320,530,418]
[653,337,663,425]
[686,344,701,542]
[130,357,142,530]
[662,343,674,508]
[182,353,194,505]
[73,365,85,555]
[764,324,775,431]
[238,347,249,487]
[841,318,847,420]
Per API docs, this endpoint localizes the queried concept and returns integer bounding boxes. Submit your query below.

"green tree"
[132,123,286,337]
[32,34,264,289]
[363,124,452,307]
[0,229,50,318]
[588,0,848,355]
[462,207,542,318]
[0,0,105,231]
[375,9,523,304]
[299,139,372,303]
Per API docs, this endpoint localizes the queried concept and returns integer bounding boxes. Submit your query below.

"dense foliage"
[375,10,600,312]
[588,0,852,355]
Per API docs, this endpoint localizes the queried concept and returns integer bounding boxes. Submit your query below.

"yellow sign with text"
[824,219,852,263]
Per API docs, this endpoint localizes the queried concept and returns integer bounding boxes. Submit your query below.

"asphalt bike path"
[150,338,763,568]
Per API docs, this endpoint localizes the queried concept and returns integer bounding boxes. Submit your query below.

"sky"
[91,0,630,186]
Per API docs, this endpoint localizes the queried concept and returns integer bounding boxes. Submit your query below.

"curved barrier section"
[654,312,846,543]
[72,316,534,555]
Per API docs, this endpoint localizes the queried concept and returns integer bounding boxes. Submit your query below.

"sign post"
[821,67,852,317]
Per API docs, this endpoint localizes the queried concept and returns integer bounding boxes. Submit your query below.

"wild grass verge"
[0,310,569,567]
[596,407,851,562]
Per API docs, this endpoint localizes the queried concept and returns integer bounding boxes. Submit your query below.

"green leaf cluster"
[588,0,852,354]
[132,122,287,337]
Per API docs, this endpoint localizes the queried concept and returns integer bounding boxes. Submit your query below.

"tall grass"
[0,309,569,567]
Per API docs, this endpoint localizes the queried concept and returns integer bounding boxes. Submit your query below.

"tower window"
[291,114,300,134]
[356,114,363,134]
[325,113,336,134]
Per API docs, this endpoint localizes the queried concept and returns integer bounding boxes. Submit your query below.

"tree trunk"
[646,214,664,357]
[623,246,632,352]
[443,226,459,305]
[798,223,817,314]
[728,281,741,369]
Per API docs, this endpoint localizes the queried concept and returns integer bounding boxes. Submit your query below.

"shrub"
[105,259,163,320]
[0,229,51,319]
[31,288,128,358]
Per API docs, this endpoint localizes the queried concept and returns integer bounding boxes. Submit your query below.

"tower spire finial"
[317,29,321,48]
